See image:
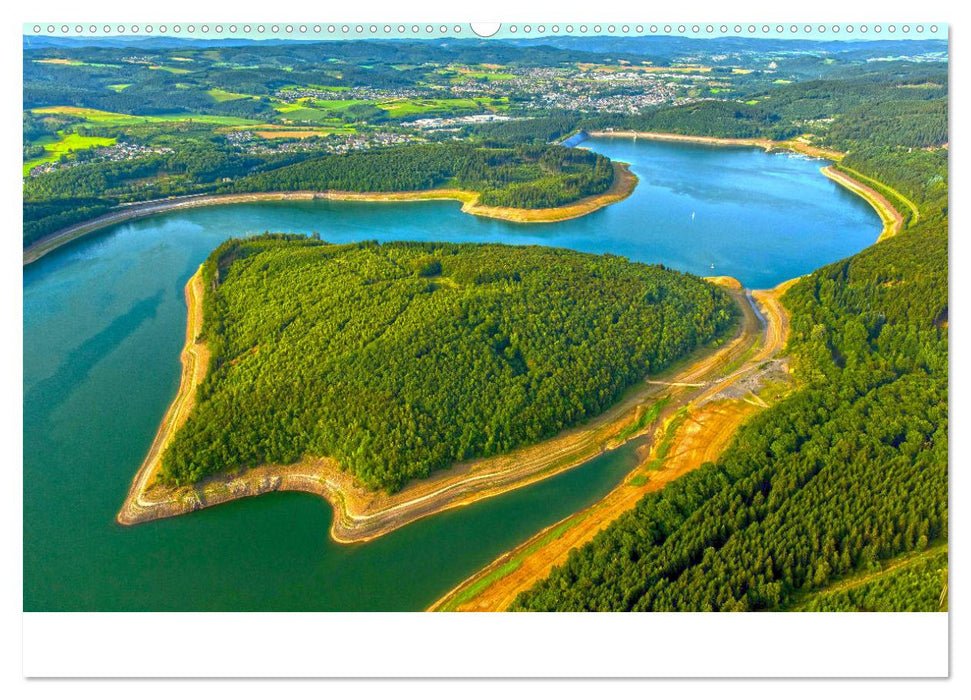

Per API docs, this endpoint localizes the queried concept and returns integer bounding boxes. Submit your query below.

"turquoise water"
[23,138,880,610]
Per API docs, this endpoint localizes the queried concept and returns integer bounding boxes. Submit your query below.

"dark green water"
[23,139,880,610]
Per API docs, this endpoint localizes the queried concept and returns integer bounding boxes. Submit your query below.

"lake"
[23,137,880,610]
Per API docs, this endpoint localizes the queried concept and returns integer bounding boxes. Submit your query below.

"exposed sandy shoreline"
[587,130,846,160]
[821,166,904,241]
[117,267,209,527]
[24,162,637,266]
[117,271,753,543]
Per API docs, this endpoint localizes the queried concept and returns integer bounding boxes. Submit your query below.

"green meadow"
[31,106,260,127]
[23,132,116,176]
[208,88,258,102]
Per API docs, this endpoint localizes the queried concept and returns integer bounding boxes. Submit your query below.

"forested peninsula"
[156,238,738,493]
[24,144,623,253]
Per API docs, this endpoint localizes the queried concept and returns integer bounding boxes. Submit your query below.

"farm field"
[273,96,510,121]
[207,88,258,102]
[379,97,509,117]
[23,132,116,175]
[250,126,356,139]
[31,105,260,127]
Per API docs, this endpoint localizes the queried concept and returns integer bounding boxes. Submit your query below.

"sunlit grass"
[23,132,116,176]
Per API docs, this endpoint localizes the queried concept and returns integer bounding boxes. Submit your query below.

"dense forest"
[511,137,948,612]
[839,147,948,221]
[22,143,280,246]
[469,114,583,146]
[582,100,799,140]
[228,143,615,208]
[790,547,948,612]
[160,240,738,492]
[23,197,116,247]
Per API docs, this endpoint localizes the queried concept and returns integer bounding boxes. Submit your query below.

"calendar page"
[18,13,950,681]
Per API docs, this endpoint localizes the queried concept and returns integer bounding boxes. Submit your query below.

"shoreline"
[117,267,210,527]
[587,130,846,160]
[117,274,758,544]
[23,161,637,266]
[821,166,904,241]
[429,277,796,612]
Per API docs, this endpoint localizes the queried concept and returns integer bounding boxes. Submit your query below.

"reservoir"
[23,138,880,610]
